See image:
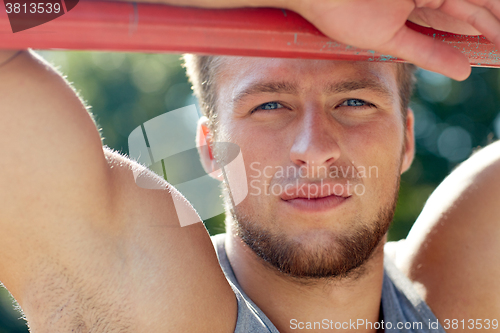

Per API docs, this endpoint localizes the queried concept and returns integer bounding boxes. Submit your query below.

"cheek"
[345,118,404,194]
[241,146,281,200]
[228,120,290,168]
[224,124,286,209]
[348,114,404,161]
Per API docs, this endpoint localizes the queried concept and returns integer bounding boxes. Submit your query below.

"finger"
[409,8,481,35]
[379,24,471,80]
[466,0,500,20]
[440,0,500,46]
[414,0,445,9]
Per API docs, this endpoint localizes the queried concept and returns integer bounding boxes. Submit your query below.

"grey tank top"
[212,234,446,333]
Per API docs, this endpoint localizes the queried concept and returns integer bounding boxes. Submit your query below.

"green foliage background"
[0,51,499,332]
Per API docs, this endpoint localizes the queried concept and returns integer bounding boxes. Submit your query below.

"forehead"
[216,57,399,101]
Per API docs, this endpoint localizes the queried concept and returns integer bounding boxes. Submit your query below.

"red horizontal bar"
[0,0,498,66]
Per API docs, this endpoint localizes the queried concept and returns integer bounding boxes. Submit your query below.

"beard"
[223,176,400,281]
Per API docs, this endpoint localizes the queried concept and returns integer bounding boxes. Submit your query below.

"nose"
[289,108,341,174]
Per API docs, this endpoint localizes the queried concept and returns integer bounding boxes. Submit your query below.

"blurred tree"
[0,288,25,333]
[0,51,498,332]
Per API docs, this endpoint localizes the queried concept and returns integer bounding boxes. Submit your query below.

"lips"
[280,181,352,201]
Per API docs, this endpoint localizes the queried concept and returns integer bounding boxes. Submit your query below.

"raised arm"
[0,49,111,294]
[398,140,500,324]
[0,50,236,332]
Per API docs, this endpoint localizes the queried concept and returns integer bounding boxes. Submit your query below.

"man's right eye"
[252,102,284,112]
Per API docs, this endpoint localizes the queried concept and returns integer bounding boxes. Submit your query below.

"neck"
[225,223,387,333]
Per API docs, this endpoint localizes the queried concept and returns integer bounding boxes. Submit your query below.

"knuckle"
[465,11,480,27]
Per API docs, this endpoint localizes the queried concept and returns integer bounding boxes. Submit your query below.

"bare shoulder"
[21,148,236,332]
[396,141,500,325]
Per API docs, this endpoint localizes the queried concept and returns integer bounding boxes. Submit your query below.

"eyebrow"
[325,79,394,101]
[232,78,394,106]
[232,81,299,106]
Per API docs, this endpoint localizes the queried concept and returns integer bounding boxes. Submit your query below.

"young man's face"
[207,57,414,279]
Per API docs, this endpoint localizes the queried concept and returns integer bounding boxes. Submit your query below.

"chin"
[224,178,399,280]
[229,205,392,280]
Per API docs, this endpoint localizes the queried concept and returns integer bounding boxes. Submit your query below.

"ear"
[196,116,224,181]
[401,108,415,174]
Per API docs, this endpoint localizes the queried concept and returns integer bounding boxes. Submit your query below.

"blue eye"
[254,102,284,112]
[339,99,372,107]
[341,99,366,106]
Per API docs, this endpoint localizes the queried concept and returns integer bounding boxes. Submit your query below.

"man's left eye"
[339,99,372,107]
[253,101,284,112]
